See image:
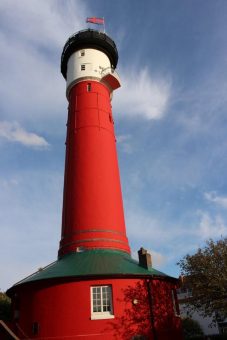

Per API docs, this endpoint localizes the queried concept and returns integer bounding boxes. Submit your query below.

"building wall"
[12,277,182,340]
[59,81,130,257]
[179,304,220,336]
[177,289,220,336]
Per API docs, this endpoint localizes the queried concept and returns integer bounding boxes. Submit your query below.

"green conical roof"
[10,249,176,291]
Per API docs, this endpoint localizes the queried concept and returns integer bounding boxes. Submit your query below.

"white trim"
[172,289,180,317]
[91,314,115,320]
[90,285,114,320]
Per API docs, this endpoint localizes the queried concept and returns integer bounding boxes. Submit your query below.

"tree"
[178,238,227,320]
[0,292,11,321]
[181,317,204,339]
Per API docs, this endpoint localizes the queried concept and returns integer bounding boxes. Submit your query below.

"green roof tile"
[13,249,173,287]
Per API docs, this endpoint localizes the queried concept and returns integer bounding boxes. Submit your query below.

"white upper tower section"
[61,29,121,98]
[66,48,111,94]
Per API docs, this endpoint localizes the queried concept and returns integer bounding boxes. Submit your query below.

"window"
[14,295,20,320]
[32,322,39,335]
[80,50,85,56]
[172,289,180,316]
[91,285,114,320]
[87,83,91,92]
[177,287,192,297]
[81,64,86,71]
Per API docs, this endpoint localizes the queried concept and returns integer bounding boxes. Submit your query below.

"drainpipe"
[146,279,158,340]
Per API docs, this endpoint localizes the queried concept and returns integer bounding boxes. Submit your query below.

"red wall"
[11,277,182,339]
[59,81,130,257]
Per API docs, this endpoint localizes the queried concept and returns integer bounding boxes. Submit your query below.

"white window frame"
[90,285,114,320]
[172,289,180,317]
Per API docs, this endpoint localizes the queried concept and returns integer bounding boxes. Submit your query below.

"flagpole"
[103,17,105,33]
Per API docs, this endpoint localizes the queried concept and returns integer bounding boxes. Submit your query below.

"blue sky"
[1,0,227,291]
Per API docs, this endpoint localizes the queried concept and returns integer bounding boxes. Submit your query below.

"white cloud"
[0,0,86,48]
[124,200,227,268]
[0,170,63,291]
[117,134,131,143]
[0,121,49,148]
[0,0,89,290]
[197,210,227,239]
[175,62,227,136]
[204,191,227,209]
[0,2,170,127]
[131,249,167,268]
[0,0,87,130]
[150,249,167,267]
[117,134,133,154]
[125,205,185,248]
[114,67,171,120]
[0,178,19,189]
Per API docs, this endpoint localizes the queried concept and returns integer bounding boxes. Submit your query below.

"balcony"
[100,67,121,91]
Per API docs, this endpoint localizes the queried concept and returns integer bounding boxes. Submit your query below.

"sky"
[1,0,227,291]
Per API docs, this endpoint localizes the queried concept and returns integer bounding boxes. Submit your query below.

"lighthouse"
[6,28,183,340]
[59,29,130,257]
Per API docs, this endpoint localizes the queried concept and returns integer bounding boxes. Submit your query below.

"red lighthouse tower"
[6,29,183,340]
[59,29,129,257]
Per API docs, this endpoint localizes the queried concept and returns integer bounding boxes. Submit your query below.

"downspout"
[146,279,158,340]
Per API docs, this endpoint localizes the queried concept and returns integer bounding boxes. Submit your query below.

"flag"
[86,17,104,25]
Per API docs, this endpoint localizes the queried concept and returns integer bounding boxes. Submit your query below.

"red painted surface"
[12,277,182,340]
[59,81,130,257]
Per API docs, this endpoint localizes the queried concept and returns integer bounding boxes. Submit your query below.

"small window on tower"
[80,50,85,56]
[32,322,40,335]
[87,83,91,92]
[91,285,114,320]
[81,64,86,71]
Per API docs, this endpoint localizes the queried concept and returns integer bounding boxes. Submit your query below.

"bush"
[182,317,204,339]
[0,292,11,321]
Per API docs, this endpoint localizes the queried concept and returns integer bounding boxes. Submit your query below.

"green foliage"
[0,292,11,321]
[182,317,204,339]
[178,238,227,319]
[211,336,227,340]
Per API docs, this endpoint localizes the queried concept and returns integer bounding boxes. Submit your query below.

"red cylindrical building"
[6,29,183,340]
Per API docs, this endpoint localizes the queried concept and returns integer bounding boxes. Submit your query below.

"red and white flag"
[86,17,104,25]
